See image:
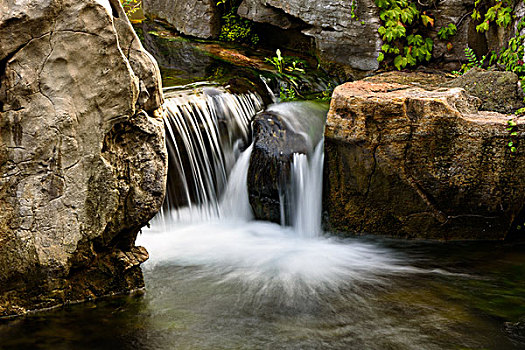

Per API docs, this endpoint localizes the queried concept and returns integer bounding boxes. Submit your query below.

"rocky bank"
[323,75,525,240]
[0,0,167,317]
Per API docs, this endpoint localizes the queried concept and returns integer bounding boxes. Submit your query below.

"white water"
[139,97,440,296]
[291,140,324,238]
[162,88,262,221]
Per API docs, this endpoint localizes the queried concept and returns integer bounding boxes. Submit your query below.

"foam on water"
[140,97,460,299]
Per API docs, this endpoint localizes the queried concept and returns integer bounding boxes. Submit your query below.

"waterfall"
[290,140,325,238]
[139,91,423,298]
[219,144,254,221]
[162,87,262,221]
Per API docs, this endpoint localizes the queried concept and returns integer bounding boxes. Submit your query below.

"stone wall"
[0,0,167,317]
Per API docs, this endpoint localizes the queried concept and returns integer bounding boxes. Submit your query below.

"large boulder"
[142,0,221,39]
[0,0,167,317]
[324,78,525,240]
[248,102,326,223]
[447,68,525,114]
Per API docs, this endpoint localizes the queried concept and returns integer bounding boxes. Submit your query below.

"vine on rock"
[375,0,435,70]
[216,0,259,46]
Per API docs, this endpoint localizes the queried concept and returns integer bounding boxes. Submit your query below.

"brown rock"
[324,78,525,240]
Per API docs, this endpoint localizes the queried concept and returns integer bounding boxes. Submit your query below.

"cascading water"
[138,93,437,297]
[160,87,262,221]
[290,140,325,238]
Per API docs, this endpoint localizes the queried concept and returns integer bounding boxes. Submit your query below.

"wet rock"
[142,0,221,39]
[505,318,525,344]
[324,77,525,240]
[248,102,327,223]
[248,112,308,223]
[447,68,525,114]
[0,0,167,317]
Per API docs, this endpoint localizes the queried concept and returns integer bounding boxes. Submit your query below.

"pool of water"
[1,220,524,350]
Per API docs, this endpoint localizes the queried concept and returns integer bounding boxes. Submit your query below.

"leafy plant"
[438,23,457,40]
[452,47,486,75]
[219,12,259,45]
[120,0,140,17]
[317,83,334,101]
[266,49,285,73]
[507,119,519,153]
[375,0,435,70]
[280,86,297,101]
[472,0,514,33]
[217,0,259,46]
[265,49,307,74]
[351,0,359,20]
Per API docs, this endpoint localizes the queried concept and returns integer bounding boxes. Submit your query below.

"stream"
[1,25,524,350]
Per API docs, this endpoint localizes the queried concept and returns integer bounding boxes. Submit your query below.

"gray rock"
[324,75,525,240]
[448,67,525,114]
[238,0,382,75]
[142,0,221,39]
[0,0,167,317]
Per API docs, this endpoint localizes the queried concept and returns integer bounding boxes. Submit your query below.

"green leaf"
[394,55,408,70]
[377,52,385,63]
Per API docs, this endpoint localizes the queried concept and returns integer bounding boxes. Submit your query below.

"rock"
[236,0,522,74]
[447,68,525,114]
[237,0,382,76]
[248,102,326,223]
[504,318,525,344]
[142,0,221,39]
[248,112,308,223]
[0,0,167,317]
[324,76,525,240]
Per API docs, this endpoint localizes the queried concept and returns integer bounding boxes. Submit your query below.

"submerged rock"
[324,78,525,240]
[505,318,525,344]
[447,68,525,114]
[0,0,167,317]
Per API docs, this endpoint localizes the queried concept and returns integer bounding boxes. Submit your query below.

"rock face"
[238,0,382,75]
[324,79,525,240]
[237,0,522,74]
[0,0,167,317]
[142,0,221,39]
[448,68,525,114]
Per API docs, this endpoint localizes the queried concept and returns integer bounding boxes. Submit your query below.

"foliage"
[217,0,259,46]
[489,17,525,78]
[452,47,486,75]
[507,119,518,153]
[351,0,359,20]
[120,0,141,17]
[317,83,335,102]
[472,0,514,33]
[265,49,307,74]
[437,23,457,40]
[266,49,285,73]
[280,86,297,101]
[375,0,435,70]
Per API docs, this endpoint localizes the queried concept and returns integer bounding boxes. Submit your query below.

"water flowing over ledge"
[138,90,460,299]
